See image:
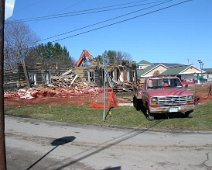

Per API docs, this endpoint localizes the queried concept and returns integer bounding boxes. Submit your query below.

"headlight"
[151,97,158,102]
[187,95,194,104]
[187,95,193,100]
[150,97,158,106]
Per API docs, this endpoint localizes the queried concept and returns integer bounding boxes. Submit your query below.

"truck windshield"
[147,78,183,89]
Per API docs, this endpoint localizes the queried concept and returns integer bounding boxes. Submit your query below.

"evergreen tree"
[25,42,74,69]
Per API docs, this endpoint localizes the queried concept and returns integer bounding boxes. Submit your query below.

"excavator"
[75,49,93,67]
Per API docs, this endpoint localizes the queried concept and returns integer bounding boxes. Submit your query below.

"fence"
[190,83,212,103]
[4,87,118,108]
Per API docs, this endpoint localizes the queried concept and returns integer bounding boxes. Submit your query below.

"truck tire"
[146,103,154,120]
[185,110,193,118]
[133,96,142,111]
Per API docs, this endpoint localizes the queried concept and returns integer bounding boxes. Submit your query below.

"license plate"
[169,107,179,112]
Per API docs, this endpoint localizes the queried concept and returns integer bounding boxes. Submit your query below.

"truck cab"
[133,76,195,120]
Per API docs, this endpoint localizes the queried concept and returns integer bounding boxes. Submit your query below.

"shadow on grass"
[25,136,76,170]
[153,113,192,119]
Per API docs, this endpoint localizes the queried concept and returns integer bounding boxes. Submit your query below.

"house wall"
[144,65,167,77]
[123,69,127,82]
[182,67,201,74]
[4,71,19,90]
[111,66,136,83]
[180,74,195,82]
[131,70,136,82]
[94,68,103,86]
[179,66,202,83]
[119,71,124,82]
[28,70,43,85]
[207,74,212,82]
[113,69,118,81]
[138,65,167,83]
[75,67,103,86]
[127,69,136,82]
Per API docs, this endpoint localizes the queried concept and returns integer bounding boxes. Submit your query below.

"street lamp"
[202,62,204,84]
[198,60,204,84]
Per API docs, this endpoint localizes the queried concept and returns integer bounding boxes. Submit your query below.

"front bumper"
[149,105,195,114]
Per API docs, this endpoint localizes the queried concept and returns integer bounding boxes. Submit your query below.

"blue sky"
[8,0,212,68]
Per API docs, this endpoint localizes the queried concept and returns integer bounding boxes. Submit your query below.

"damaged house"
[4,50,137,90]
[73,50,137,88]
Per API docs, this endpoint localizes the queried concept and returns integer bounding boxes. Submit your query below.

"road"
[5,116,212,170]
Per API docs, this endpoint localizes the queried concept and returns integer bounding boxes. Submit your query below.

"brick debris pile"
[50,69,96,88]
[4,86,118,108]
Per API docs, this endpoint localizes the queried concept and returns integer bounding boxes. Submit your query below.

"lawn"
[5,100,212,131]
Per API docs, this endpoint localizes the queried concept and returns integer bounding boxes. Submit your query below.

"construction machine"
[75,50,93,67]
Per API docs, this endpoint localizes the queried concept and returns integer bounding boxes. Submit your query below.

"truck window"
[147,78,183,89]
[163,78,183,88]
[147,79,163,89]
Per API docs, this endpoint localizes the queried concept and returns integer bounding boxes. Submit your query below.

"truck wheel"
[146,107,154,121]
[185,110,193,118]
[133,96,141,111]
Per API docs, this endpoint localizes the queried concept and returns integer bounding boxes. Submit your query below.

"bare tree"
[4,21,38,71]
[99,50,132,65]
[116,51,132,63]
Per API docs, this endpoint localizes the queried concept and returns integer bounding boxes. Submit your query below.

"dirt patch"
[4,85,212,106]
[193,84,212,104]
[4,87,119,107]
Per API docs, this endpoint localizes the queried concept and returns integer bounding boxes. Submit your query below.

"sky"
[6,0,212,68]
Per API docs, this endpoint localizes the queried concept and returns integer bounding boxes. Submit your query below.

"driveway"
[5,116,212,170]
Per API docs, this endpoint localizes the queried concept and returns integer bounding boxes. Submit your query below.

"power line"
[15,0,149,21]
[49,0,193,43]
[15,0,161,22]
[37,0,175,43]
[15,0,155,22]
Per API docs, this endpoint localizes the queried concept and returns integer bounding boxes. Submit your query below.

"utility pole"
[0,0,7,169]
[102,55,109,121]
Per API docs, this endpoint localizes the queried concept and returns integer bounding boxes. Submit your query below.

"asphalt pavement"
[5,115,212,170]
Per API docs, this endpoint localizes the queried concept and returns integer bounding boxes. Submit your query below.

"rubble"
[50,69,96,88]
[51,69,77,88]
[3,59,137,107]
[112,82,135,92]
[4,86,118,108]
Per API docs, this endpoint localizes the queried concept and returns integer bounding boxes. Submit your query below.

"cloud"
[5,0,15,19]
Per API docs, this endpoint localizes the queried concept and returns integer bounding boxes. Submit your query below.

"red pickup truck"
[133,76,195,120]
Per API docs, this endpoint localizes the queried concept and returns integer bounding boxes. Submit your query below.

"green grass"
[5,100,212,131]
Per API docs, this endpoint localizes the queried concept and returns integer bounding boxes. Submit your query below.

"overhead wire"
[36,0,175,43]
[48,0,193,43]
[14,0,161,22]
[8,0,194,57]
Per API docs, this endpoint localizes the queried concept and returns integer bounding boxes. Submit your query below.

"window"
[88,71,95,82]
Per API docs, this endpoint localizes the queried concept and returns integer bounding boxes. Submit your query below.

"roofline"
[141,64,168,76]
[178,64,202,74]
